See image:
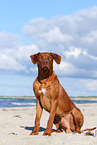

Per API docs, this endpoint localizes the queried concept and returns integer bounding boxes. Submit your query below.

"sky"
[1,0,97,96]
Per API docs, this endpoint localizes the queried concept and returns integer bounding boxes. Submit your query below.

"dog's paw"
[30,131,38,135]
[66,128,72,133]
[43,131,51,136]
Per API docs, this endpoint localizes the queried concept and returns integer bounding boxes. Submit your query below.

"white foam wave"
[11,102,36,106]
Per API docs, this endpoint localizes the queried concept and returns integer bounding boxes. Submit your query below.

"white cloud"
[54,61,76,76]
[81,79,97,91]
[15,44,38,61]
[40,27,73,44]
[0,32,21,49]
[0,32,39,73]
[63,46,82,58]
[0,53,25,71]
[1,6,97,79]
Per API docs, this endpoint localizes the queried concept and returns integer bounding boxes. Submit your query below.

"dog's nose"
[43,60,48,65]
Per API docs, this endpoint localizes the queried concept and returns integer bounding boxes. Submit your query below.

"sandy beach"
[0,103,97,145]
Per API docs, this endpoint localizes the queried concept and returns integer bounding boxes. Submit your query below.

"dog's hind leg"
[72,107,84,133]
[60,117,72,133]
[59,113,76,133]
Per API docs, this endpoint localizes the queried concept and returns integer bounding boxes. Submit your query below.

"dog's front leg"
[30,99,43,135]
[43,99,58,136]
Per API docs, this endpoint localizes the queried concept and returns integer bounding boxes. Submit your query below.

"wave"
[1,97,97,108]
[11,102,36,106]
[0,98,37,108]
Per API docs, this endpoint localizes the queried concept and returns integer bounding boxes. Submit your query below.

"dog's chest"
[39,88,46,96]
[38,83,47,96]
[38,82,51,98]
[38,83,51,112]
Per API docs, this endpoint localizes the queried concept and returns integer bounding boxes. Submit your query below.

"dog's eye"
[48,56,52,61]
[38,56,42,62]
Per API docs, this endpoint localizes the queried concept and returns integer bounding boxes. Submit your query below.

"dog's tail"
[81,127,96,133]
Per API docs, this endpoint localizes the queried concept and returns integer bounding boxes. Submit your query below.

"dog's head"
[30,52,61,78]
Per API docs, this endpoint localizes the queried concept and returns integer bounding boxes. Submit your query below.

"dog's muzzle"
[42,60,49,71]
[43,66,49,71]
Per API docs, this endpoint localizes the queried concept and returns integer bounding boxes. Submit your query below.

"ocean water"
[0,97,97,108]
[0,98,36,108]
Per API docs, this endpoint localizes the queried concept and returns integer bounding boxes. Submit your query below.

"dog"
[30,52,96,136]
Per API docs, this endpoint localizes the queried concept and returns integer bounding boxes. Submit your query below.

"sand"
[0,103,97,145]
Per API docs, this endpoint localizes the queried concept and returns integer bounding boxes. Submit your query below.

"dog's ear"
[30,52,40,64]
[50,53,61,64]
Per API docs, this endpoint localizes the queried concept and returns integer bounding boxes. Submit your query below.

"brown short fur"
[30,52,95,136]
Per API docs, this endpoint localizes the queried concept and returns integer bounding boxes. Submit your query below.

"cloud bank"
[1,6,97,79]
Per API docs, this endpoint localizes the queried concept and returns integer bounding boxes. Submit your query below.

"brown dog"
[30,52,96,136]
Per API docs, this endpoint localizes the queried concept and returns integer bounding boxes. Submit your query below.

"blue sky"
[1,0,97,96]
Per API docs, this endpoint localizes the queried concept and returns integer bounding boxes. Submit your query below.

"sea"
[0,97,97,108]
[0,97,36,108]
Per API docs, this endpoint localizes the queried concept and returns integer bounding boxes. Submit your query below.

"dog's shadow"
[20,126,57,133]
[20,126,46,132]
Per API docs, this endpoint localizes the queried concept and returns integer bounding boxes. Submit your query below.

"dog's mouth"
[42,66,49,71]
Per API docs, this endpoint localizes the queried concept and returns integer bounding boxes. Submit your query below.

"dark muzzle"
[42,60,49,70]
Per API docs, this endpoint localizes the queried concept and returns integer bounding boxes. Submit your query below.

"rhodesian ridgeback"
[30,52,96,136]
